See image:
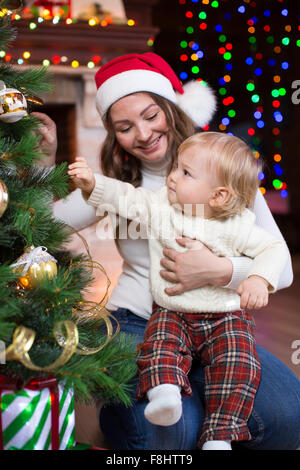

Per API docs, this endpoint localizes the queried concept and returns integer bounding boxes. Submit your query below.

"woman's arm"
[227,190,293,291]
[160,190,293,295]
[52,188,99,232]
[30,114,98,231]
[255,190,293,289]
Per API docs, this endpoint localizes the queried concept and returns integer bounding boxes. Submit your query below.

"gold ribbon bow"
[5,225,118,371]
[5,321,78,371]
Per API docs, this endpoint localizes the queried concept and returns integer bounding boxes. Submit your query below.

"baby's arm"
[237,223,288,309]
[226,190,293,291]
[68,157,156,224]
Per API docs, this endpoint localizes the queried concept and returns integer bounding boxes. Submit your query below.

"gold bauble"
[13,246,58,290]
[0,83,27,123]
[0,179,9,217]
[18,259,58,289]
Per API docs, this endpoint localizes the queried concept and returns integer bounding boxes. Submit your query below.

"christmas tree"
[0,2,137,408]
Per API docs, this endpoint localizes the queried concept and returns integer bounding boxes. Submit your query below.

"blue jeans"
[100,308,300,450]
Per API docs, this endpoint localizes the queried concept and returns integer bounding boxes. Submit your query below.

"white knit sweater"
[53,161,293,319]
[86,173,288,313]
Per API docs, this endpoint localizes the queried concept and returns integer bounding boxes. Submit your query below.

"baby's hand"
[68,157,95,195]
[237,275,269,310]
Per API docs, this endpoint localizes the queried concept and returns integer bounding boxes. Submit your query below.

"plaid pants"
[136,303,261,446]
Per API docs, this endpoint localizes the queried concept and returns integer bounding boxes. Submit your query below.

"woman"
[36,53,300,450]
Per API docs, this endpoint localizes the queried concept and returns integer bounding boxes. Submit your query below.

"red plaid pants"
[136,304,261,446]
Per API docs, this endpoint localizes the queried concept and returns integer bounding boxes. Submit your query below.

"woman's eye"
[146,112,158,121]
[119,127,131,133]
[184,169,190,176]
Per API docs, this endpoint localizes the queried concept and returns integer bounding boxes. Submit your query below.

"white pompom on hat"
[94,52,217,127]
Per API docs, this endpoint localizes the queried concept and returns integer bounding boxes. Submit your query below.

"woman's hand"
[68,157,96,195]
[31,112,57,166]
[160,237,233,296]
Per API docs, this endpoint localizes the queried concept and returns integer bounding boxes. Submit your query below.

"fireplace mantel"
[13,21,159,65]
[12,0,159,65]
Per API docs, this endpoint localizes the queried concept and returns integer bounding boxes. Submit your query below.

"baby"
[68,132,288,450]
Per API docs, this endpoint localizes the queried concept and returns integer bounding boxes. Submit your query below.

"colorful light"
[246,82,255,91]
[274,111,283,122]
[177,0,292,198]
[251,94,260,103]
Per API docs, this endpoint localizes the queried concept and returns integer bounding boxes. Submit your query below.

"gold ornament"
[0,179,9,217]
[12,245,58,289]
[26,96,44,106]
[4,229,122,372]
[0,81,27,123]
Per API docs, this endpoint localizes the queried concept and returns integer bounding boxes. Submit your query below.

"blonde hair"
[101,92,195,187]
[178,131,262,220]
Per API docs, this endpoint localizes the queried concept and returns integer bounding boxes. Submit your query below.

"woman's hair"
[100,92,196,187]
[178,132,263,220]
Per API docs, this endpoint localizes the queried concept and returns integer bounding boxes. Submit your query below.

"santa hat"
[95,52,216,128]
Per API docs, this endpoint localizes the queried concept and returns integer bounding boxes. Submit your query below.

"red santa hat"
[95,52,216,128]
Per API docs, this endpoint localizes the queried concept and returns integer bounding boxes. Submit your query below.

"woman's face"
[109,93,169,163]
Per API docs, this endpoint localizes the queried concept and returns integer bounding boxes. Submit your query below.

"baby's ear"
[209,187,230,208]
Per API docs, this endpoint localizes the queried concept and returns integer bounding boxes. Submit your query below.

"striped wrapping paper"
[0,377,75,450]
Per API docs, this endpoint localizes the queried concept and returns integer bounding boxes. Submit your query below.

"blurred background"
[4,0,300,446]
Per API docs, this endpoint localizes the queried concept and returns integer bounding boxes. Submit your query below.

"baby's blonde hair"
[178,131,262,220]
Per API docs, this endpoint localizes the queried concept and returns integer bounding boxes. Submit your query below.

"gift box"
[0,375,75,450]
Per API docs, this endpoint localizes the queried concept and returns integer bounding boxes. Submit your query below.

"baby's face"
[167,145,220,216]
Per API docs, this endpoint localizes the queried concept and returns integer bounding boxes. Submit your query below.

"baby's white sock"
[144,384,182,426]
[202,440,232,451]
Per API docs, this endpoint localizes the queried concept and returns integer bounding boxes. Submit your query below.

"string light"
[7,6,139,71]
[177,0,293,198]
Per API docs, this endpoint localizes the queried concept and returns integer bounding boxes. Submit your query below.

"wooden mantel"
[11,0,160,65]
[13,22,159,63]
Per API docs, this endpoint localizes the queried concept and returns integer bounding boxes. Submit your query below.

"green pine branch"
[0,64,53,97]
[0,15,16,50]
[0,133,48,167]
